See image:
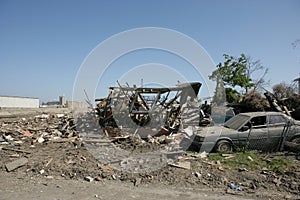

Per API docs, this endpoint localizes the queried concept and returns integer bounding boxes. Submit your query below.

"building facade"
[0,96,39,108]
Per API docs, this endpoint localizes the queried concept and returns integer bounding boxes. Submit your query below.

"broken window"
[268,115,286,125]
[250,116,267,128]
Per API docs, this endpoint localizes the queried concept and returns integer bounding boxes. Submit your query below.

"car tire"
[291,137,300,144]
[215,140,233,152]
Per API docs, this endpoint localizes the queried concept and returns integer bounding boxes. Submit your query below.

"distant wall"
[0,96,39,108]
[66,101,88,110]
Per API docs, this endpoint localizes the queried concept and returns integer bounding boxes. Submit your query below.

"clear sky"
[0,0,299,103]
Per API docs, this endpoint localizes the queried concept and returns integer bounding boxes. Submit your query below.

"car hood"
[294,120,300,126]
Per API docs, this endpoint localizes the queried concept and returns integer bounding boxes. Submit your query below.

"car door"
[267,114,287,151]
[245,116,269,151]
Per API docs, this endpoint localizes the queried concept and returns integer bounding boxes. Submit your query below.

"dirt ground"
[0,171,261,200]
[0,109,299,200]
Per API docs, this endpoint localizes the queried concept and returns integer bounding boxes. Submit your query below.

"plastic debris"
[229,183,242,191]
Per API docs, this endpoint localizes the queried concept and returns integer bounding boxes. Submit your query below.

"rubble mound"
[0,111,299,199]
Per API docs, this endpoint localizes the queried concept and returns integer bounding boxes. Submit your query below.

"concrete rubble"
[0,86,299,199]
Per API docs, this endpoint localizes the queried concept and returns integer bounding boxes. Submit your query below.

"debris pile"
[0,111,299,199]
[0,113,78,146]
[94,82,206,136]
[265,91,300,120]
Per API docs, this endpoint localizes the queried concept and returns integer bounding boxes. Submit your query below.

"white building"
[0,96,39,108]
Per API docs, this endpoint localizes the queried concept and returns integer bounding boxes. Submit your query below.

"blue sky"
[0,0,299,102]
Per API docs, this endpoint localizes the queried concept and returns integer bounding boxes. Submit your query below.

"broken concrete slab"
[5,157,28,172]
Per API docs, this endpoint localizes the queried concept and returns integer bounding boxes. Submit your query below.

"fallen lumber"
[2,147,31,154]
[169,161,191,170]
[83,139,112,143]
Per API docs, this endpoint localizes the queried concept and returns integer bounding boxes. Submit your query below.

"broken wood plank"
[104,129,109,137]
[45,158,53,167]
[2,147,31,154]
[222,154,235,159]
[5,158,28,172]
[169,161,191,170]
[52,136,78,143]
[98,165,115,171]
[84,139,112,143]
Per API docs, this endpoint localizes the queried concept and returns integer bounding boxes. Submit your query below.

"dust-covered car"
[192,112,300,152]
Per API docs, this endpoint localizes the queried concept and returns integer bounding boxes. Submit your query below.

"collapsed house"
[94,82,209,136]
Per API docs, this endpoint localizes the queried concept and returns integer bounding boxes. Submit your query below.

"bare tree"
[246,56,269,91]
[272,82,296,99]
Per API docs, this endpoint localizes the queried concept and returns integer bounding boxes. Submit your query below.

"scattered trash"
[133,177,142,187]
[4,135,13,141]
[247,156,253,161]
[222,154,235,159]
[98,165,115,171]
[229,183,242,191]
[56,114,65,118]
[199,151,208,159]
[194,172,201,178]
[84,176,93,182]
[35,114,49,119]
[0,107,299,198]
[37,137,45,143]
[22,131,32,137]
[273,177,282,187]
[238,168,249,172]
[111,174,117,180]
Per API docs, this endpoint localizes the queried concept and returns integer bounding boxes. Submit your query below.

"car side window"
[268,115,286,125]
[250,116,267,129]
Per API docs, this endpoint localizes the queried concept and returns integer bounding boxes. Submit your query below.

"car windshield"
[224,114,250,130]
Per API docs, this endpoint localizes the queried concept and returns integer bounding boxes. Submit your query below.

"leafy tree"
[210,54,269,94]
[209,54,255,93]
[225,88,241,103]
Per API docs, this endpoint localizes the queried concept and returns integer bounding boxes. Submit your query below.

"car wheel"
[215,140,233,152]
[292,137,300,144]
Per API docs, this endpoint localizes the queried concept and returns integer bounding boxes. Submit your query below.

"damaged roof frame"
[95,82,202,132]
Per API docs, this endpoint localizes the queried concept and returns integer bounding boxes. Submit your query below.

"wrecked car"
[192,112,300,152]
